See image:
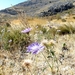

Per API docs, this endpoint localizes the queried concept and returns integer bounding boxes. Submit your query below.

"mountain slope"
[0,0,75,17]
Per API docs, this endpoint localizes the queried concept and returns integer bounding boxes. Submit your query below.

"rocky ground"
[0,13,75,75]
[0,1,75,74]
[0,34,75,75]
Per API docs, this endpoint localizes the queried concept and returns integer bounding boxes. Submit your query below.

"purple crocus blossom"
[27,42,44,54]
[21,28,31,33]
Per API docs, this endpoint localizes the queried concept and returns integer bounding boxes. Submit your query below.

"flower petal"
[27,42,44,54]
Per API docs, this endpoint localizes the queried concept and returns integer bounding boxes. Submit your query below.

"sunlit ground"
[0,13,75,75]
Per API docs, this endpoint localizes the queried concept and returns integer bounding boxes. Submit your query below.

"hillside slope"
[0,0,75,16]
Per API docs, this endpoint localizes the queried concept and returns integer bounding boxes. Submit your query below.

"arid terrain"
[0,0,75,75]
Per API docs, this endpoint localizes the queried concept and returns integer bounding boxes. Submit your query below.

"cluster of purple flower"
[21,28,44,54]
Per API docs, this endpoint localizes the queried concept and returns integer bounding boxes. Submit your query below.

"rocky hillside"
[0,0,75,17]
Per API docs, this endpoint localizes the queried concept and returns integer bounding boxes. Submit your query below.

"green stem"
[42,52,53,73]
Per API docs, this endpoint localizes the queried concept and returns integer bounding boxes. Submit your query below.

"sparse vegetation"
[0,13,75,74]
[0,0,75,75]
[57,24,75,35]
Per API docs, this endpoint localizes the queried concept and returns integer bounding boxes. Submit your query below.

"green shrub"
[57,24,75,35]
[0,26,32,51]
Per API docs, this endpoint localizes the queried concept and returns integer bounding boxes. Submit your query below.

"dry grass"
[0,34,75,75]
[10,17,47,30]
[0,14,75,75]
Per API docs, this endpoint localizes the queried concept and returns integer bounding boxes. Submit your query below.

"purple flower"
[27,42,44,54]
[21,28,31,33]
